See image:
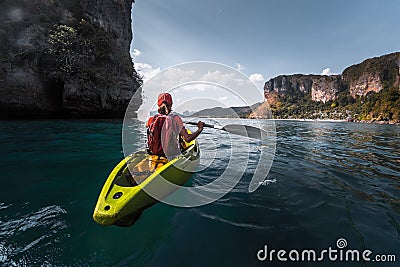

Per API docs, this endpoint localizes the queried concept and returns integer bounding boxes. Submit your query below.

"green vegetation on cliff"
[0,0,142,118]
[263,52,400,123]
[270,86,399,122]
[355,87,400,121]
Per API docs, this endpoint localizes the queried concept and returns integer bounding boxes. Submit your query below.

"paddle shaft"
[185,121,215,128]
[184,121,263,139]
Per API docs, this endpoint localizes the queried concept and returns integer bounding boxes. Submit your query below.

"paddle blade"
[222,124,263,139]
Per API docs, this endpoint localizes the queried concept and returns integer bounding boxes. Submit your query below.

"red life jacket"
[146,114,182,158]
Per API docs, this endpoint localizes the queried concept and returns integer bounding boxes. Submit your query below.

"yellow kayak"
[93,138,200,226]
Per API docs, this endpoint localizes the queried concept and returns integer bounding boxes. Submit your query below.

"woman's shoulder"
[169,113,184,125]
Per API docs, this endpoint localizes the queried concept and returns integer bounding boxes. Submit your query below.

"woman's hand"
[181,121,205,143]
[197,121,204,130]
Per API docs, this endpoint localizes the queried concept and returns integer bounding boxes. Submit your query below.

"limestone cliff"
[342,52,400,98]
[264,74,342,103]
[251,52,400,122]
[0,0,141,118]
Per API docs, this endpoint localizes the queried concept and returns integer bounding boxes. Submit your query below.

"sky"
[129,0,400,112]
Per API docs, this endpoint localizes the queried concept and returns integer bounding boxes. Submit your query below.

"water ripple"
[0,204,68,266]
[191,209,271,231]
[0,120,399,266]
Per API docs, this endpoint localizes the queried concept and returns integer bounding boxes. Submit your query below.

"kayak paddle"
[185,121,264,139]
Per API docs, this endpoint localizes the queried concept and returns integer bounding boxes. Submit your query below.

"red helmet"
[157,93,173,106]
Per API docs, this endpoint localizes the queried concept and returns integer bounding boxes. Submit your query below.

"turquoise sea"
[0,119,399,266]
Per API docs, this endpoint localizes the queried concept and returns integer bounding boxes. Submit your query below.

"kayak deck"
[93,139,200,227]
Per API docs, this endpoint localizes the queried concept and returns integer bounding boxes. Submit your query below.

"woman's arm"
[180,121,204,143]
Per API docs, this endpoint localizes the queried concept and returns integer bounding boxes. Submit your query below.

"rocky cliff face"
[250,52,400,122]
[265,75,313,94]
[342,52,400,98]
[264,74,342,103]
[311,76,343,103]
[263,52,399,106]
[346,73,383,98]
[0,0,141,118]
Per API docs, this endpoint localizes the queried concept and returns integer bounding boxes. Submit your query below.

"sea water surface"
[0,119,399,266]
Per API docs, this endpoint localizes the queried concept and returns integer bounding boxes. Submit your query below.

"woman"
[146,93,204,159]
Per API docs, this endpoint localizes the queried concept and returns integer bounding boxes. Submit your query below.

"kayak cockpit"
[114,142,197,187]
[93,137,199,227]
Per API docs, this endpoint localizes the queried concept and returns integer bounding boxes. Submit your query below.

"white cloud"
[163,67,195,82]
[321,68,336,75]
[160,67,197,90]
[249,73,265,90]
[181,84,209,91]
[135,62,161,82]
[133,49,141,57]
[202,71,241,86]
[130,48,142,59]
[236,63,245,72]
[249,73,264,84]
[136,63,265,121]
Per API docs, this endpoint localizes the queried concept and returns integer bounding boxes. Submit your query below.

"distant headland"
[249,52,399,124]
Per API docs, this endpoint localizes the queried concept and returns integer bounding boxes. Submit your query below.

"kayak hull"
[93,140,200,226]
